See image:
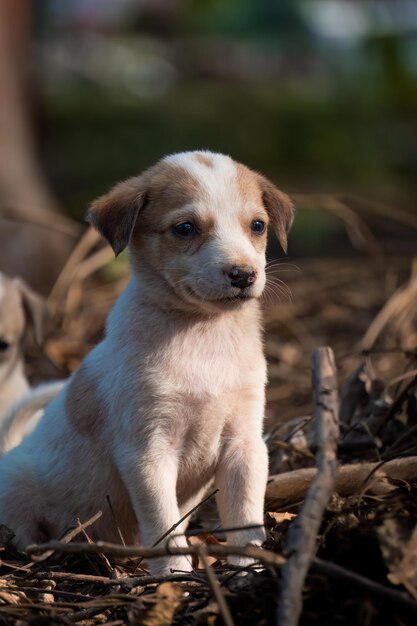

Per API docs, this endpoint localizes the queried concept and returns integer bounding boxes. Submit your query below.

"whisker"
[266,260,301,272]
[261,283,284,306]
[264,277,293,303]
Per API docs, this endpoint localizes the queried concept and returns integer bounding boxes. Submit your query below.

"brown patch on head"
[235,162,294,254]
[88,160,208,256]
[66,364,104,437]
[138,162,206,228]
[131,162,212,258]
[194,153,214,168]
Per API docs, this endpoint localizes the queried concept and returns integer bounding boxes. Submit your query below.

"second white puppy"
[0,151,293,574]
[0,273,44,422]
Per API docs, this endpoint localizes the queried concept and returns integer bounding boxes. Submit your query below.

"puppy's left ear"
[87,176,148,256]
[258,176,294,254]
[13,279,46,346]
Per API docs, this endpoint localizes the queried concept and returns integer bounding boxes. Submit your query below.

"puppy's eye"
[174,222,196,238]
[0,339,10,351]
[251,220,266,235]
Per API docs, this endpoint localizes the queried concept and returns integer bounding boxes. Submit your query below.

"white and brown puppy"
[0,274,44,422]
[0,151,293,574]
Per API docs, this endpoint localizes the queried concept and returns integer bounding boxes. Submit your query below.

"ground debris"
[4,253,417,624]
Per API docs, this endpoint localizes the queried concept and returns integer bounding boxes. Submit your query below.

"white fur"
[0,362,29,420]
[0,151,291,575]
[165,151,236,197]
[0,381,65,454]
[0,275,29,421]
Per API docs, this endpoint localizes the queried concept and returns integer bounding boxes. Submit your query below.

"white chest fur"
[105,280,266,400]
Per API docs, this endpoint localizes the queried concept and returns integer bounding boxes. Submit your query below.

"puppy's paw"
[226,532,265,571]
[149,555,194,576]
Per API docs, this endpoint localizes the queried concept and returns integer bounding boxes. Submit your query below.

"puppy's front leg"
[116,446,192,575]
[215,430,268,568]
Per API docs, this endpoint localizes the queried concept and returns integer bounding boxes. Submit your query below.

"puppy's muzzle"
[226,266,257,290]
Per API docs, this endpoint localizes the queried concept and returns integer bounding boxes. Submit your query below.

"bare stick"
[266,456,417,509]
[27,540,285,569]
[199,545,235,626]
[48,227,102,304]
[154,488,219,549]
[132,487,219,573]
[32,511,102,562]
[76,517,114,576]
[277,347,340,626]
[31,571,203,588]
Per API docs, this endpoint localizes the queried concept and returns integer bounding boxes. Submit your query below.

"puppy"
[0,151,294,574]
[0,274,44,422]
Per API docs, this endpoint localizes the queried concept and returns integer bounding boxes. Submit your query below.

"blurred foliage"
[41,78,417,207]
[181,0,306,41]
[37,0,417,256]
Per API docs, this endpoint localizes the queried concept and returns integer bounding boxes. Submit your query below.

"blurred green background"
[3,0,417,266]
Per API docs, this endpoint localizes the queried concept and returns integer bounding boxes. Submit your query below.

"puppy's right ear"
[87,176,147,256]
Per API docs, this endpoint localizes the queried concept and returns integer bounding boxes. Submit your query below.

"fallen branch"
[27,541,285,569]
[31,570,202,588]
[277,346,340,626]
[199,545,235,626]
[266,456,417,509]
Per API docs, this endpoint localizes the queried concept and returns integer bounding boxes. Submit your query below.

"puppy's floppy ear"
[87,176,148,256]
[13,279,46,346]
[258,175,294,254]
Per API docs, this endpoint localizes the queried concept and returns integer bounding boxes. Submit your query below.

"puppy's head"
[0,273,45,372]
[88,151,294,313]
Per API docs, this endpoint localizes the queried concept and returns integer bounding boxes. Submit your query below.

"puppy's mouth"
[217,292,254,303]
[183,285,255,306]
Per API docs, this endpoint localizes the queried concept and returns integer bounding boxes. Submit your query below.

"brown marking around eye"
[235,161,293,253]
[134,162,209,234]
[232,163,269,251]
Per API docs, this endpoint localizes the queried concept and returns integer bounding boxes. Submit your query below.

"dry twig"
[27,540,285,569]
[277,347,340,626]
[266,456,417,509]
[32,511,102,562]
[199,545,235,626]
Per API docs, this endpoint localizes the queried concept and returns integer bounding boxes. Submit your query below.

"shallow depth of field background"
[1,0,416,424]
[4,1,417,236]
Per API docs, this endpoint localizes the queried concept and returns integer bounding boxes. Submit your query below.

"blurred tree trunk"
[0,0,79,293]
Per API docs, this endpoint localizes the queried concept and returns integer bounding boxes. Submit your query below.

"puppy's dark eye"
[174,222,196,238]
[0,339,10,351]
[251,220,266,235]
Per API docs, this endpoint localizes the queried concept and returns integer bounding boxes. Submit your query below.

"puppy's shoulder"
[65,345,109,438]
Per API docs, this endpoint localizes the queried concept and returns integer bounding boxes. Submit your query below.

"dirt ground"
[1,243,417,625]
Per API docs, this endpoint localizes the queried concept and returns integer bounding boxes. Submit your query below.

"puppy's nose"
[226,265,257,289]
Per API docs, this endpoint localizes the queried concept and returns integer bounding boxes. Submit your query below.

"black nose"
[227,265,257,289]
